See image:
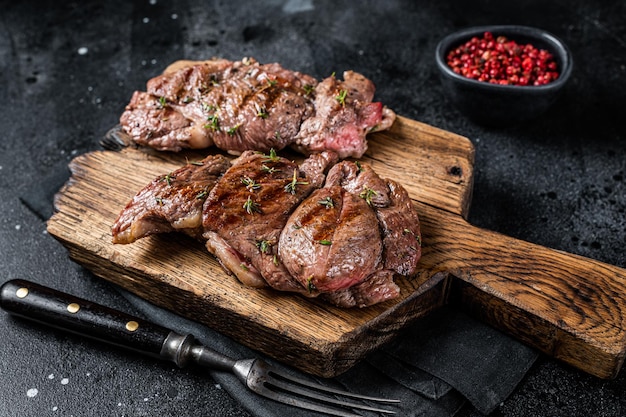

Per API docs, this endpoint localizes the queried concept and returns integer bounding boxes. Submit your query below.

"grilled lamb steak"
[111,154,231,244]
[279,160,422,307]
[202,150,338,292]
[119,58,395,158]
[111,150,421,308]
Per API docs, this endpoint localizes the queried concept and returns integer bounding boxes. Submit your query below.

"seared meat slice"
[119,58,395,158]
[278,186,383,293]
[291,71,396,159]
[121,58,316,154]
[111,151,421,308]
[325,161,422,276]
[202,150,338,292]
[279,160,422,307]
[111,154,231,244]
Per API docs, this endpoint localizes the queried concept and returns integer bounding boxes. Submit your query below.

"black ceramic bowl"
[435,25,573,126]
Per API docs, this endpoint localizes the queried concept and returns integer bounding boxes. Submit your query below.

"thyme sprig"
[263,148,280,163]
[335,89,348,106]
[256,240,271,254]
[318,196,334,209]
[241,176,261,191]
[284,169,309,195]
[359,187,378,206]
[227,124,241,135]
[161,172,176,186]
[261,164,278,174]
[204,114,220,131]
[243,196,261,214]
[157,96,168,109]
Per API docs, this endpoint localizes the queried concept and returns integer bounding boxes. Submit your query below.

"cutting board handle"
[420,204,626,379]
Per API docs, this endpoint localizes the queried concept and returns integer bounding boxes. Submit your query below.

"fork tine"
[254,385,366,417]
[264,374,397,415]
[268,370,400,404]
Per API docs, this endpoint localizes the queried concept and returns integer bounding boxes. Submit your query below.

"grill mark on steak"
[325,161,422,277]
[111,154,231,244]
[119,58,395,158]
[279,186,383,293]
[279,160,422,307]
[110,150,421,308]
[202,150,338,293]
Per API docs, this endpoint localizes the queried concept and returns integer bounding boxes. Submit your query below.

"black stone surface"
[1,1,625,416]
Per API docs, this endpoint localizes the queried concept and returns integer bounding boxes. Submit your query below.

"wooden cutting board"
[47,115,626,379]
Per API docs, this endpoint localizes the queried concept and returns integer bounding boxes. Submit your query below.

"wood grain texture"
[414,201,626,379]
[47,116,626,379]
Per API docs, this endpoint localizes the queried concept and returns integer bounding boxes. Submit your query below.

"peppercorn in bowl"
[435,25,573,126]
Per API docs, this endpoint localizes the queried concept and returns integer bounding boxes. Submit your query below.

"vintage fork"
[0,280,399,416]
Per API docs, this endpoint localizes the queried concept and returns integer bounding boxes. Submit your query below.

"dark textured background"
[1,0,625,416]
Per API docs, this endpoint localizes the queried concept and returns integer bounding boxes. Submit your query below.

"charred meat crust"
[119,57,396,158]
[111,154,231,244]
[111,151,421,308]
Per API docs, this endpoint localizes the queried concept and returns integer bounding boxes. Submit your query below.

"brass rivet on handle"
[126,321,139,332]
[16,287,29,298]
[67,303,80,314]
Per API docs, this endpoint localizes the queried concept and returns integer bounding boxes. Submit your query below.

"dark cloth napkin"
[21,159,538,416]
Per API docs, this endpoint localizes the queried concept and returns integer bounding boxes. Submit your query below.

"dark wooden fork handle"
[0,279,195,365]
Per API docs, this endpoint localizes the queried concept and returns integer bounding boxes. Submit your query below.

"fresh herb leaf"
[318,240,332,246]
[256,240,271,254]
[335,89,348,106]
[243,196,261,214]
[359,187,378,206]
[263,148,280,163]
[227,124,241,135]
[241,176,261,191]
[261,164,278,174]
[161,172,176,186]
[157,96,168,109]
[318,196,334,208]
[284,168,309,195]
[204,114,220,131]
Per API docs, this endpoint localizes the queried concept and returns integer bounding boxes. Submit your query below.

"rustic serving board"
[47,115,626,379]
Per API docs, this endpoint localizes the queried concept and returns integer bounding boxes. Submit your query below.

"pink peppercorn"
[446,31,560,86]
